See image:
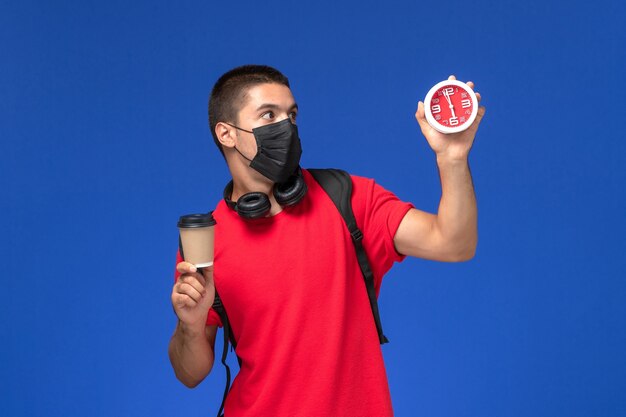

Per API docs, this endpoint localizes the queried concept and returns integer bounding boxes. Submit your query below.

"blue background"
[2,0,625,416]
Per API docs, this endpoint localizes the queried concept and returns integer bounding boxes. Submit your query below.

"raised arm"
[394,76,486,262]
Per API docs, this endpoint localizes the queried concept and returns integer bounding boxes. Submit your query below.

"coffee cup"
[177,213,216,268]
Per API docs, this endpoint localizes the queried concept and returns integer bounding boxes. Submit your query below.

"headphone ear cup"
[223,169,307,219]
[274,173,307,207]
[236,192,271,219]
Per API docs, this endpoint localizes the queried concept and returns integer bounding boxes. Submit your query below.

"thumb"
[415,101,429,129]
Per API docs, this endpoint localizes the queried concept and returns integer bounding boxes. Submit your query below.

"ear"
[215,122,237,149]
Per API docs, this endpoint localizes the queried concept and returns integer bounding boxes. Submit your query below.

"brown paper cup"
[178,213,216,268]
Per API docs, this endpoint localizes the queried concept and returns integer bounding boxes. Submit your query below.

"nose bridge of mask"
[226,118,293,134]
[252,117,293,138]
[226,119,293,152]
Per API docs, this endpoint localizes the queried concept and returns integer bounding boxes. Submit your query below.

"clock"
[424,79,478,134]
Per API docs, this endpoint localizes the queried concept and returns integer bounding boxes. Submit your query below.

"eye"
[290,111,298,122]
[261,111,275,120]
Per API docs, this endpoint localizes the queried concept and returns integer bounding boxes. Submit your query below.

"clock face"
[424,80,478,134]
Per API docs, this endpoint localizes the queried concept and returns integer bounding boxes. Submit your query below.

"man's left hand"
[415,75,486,162]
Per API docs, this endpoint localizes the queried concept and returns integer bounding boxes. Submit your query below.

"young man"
[169,65,486,416]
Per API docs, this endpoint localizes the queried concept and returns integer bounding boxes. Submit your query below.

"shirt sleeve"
[174,250,223,327]
[350,175,414,294]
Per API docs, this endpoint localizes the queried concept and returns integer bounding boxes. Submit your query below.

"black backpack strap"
[212,292,240,417]
[308,168,389,344]
[211,294,241,363]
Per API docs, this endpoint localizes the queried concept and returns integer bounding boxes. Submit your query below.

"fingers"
[462,80,481,100]
[415,101,424,119]
[415,101,429,132]
[467,105,487,134]
[173,276,207,311]
[464,80,486,120]
[177,274,206,296]
[177,261,197,275]
[172,292,201,309]
[176,261,211,286]
[177,269,206,285]
[476,105,486,121]
[449,77,481,101]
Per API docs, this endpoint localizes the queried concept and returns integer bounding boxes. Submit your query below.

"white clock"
[424,79,478,134]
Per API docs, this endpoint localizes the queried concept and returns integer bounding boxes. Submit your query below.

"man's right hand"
[169,261,217,387]
[172,262,216,328]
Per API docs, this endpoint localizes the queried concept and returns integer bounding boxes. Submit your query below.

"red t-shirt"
[175,169,413,416]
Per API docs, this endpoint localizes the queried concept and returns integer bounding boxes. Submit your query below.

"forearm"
[168,321,214,387]
[433,155,478,260]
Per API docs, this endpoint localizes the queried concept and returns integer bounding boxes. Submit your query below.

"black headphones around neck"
[223,168,307,219]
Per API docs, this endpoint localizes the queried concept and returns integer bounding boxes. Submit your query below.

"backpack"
[182,168,389,417]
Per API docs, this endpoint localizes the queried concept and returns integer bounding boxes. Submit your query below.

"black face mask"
[228,118,303,183]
